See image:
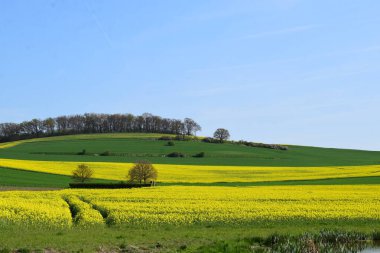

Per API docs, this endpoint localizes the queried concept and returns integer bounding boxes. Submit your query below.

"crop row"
[62,195,104,226]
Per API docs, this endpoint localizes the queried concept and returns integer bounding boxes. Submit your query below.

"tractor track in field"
[62,195,106,225]
[79,196,109,219]
[62,197,76,221]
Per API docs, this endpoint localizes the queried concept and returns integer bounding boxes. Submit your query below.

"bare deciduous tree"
[72,164,94,183]
[213,128,230,143]
[184,118,202,136]
[127,160,158,184]
[0,113,202,143]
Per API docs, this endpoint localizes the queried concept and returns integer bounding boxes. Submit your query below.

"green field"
[162,175,380,186]
[0,167,114,188]
[1,133,379,166]
[0,223,379,253]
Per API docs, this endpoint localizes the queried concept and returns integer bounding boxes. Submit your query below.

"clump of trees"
[127,160,158,184]
[203,128,288,150]
[0,113,201,143]
[72,164,94,182]
[202,128,231,143]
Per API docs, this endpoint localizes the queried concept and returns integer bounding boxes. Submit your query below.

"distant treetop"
[0,113,201,143]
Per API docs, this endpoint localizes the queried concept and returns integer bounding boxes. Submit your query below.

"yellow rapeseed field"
[1,158,380,183]
[0,191,72,227]
[79,186,380,225]
[0,186,379,227]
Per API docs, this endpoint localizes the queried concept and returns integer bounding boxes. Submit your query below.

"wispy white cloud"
[354,45,380,53]
[183,84,258,98]
[187,43,380,74]
[83,0,113,48]
[241,25,319,39]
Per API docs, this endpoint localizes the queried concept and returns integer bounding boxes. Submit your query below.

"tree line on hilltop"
[0,113,201,143]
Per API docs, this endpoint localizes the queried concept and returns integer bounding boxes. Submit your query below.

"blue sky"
[1,0,380,150]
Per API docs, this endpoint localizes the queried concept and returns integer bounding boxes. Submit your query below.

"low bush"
[166,141,175,146]
[159,135,197,141]
[158,136,173,141]
[237,140,288,150]
[100,151,111,156]
[77,149,87,155]
[174,135,196,141]
[193,152,205,158]
[69,183,152,189]
[167,152,185,158]
[202,137,220,143]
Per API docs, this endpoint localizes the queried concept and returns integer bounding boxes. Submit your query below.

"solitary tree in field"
[72,164,94,183]
[128,160,158,184]
[213,128,230,143]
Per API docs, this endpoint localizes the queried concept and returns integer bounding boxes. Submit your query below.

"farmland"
[1,133,380,167]
[0,134,380,252]
[1,185,380,227]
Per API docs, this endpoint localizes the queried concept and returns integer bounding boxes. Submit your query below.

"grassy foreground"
[0,223,379,252]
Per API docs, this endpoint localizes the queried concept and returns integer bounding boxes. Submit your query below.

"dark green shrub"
[69,183,151,189]
[237,140,288,150]
[77,149,86,155]
[167,141,175,146]
[167,152,185,158]
[158,136,173,141]
[100,151,111,156]
[193,152,205,158]
[174,135,194,141]
[202,137,219,143]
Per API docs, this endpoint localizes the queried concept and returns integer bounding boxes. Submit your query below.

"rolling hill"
[0,133,379,187]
